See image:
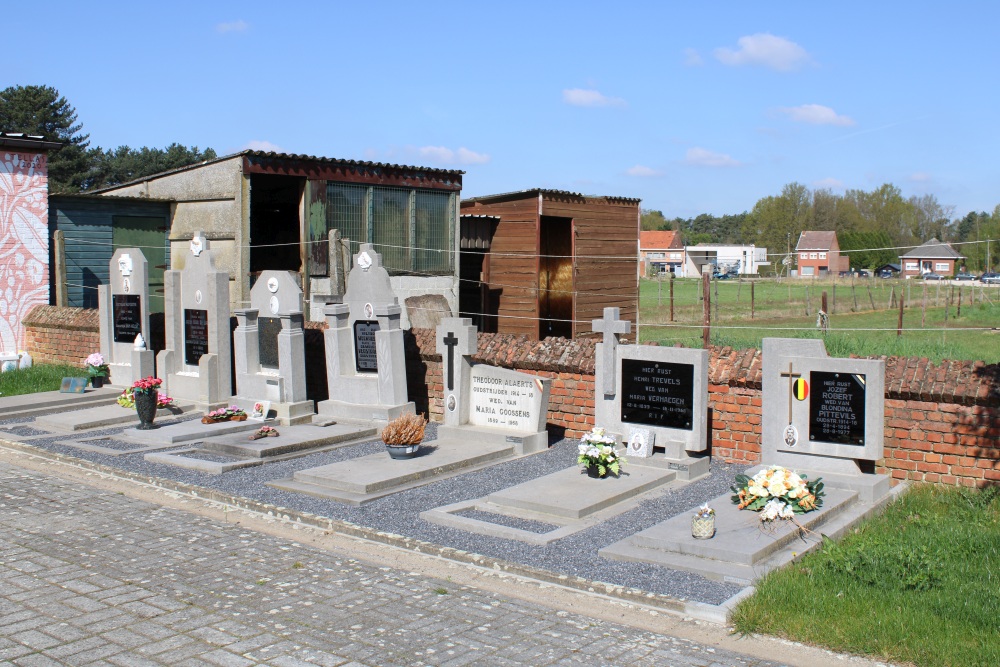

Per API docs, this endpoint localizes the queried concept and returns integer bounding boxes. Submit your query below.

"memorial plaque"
[184,308,209,366]
[258,316,281,369]
[620,359,694,430]
[353,320,379,372]
[112,294,142,343]
[809,371,866,445]
[469,366,544,432]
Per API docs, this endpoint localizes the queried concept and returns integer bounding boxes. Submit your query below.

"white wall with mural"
[0,149,49,353]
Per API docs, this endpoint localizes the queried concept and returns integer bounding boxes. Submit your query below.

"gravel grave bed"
[0,417,748,605]
[456,509,561,534]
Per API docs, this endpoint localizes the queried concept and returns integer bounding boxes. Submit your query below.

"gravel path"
[1,415,749,605]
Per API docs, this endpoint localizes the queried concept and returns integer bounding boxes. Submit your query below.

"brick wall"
[23,306,100,366]
[23,305,999,487]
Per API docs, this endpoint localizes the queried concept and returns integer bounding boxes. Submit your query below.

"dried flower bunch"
[381,413,426,446]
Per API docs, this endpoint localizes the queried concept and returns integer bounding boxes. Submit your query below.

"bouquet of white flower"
[731,465,824,522]
[577,427,625,478]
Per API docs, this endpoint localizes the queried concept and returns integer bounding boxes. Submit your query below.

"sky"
[6,1,999,218]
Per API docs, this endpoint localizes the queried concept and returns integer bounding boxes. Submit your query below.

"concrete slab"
[421,463,681,545]
[486,464,678,520]
[120,418,260,445]
[598,486,894,585]
[269,437,515,505]
[52,436,192,457]
[35,402,195,432]
[0,387,122,420]
[199,423,378,459]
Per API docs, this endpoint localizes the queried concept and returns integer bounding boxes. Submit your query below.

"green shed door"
[112,216,168,314]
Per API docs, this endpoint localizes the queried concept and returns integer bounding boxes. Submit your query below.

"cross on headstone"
[443,331,459,391]
[592,307,631,396]
[779,362,801,425]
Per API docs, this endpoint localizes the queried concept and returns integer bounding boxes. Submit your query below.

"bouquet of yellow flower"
[731,465,824,522]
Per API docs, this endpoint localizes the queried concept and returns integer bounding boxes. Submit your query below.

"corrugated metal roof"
[899,238,964,259]
[462,188,641,205]
[92,149,465,193]
[51,193,174,204]
[0,131,63,150]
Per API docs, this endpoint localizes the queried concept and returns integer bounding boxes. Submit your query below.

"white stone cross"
[592,306,631,396]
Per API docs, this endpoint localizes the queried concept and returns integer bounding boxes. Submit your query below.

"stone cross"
[592,307,631,396]
[443,331,459,391]
[779,362,801,425]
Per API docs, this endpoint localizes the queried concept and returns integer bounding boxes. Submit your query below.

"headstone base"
[231,396,315,426]
[35,402,193,432]
[745,465,891,504]
[618,453,711,482]
[437,424,548,456]
[314,399,415,425]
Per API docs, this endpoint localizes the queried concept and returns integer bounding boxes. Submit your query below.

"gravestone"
[761,338,889,501]
[436,316,552,454]
[592,307,709,480]
[315,244,413,423]
[98,248,154,386]
[155,232,232,409]
[232,270,314,425]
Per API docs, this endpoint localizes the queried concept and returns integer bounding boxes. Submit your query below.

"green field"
[639,277,1000,363]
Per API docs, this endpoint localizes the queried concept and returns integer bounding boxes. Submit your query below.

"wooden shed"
[459,189,640,340]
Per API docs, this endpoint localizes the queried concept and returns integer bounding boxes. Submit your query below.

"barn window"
[326,183,454,275]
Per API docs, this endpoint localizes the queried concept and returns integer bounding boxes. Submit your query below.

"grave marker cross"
[779,362,801,425]
[592,307,631,396]
[443,331,459,391]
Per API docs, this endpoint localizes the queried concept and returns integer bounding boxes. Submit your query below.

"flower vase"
[691,515,715,539]
[134,390,158,430]
[587,466,606,479]
[91,376,105,389]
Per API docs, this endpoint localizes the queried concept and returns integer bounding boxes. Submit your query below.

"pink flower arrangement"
[85,352,109,377]
[132,376,163,393]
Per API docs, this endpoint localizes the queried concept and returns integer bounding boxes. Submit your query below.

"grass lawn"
[639,277,1000,363]
[732,484,1000,667]
[0,363,87,398]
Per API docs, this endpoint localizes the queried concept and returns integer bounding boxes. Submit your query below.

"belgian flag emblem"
[793,378,809,400]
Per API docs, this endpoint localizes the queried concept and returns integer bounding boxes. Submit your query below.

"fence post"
[898,294,905,337]
[669,275,674,322]
[702,273,711,349]
[751,281,755,320]
[53,230,68,307]
[957,286,962,318]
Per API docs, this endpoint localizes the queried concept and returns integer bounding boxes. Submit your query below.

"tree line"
[642,183,1000,272]
[0,85,215,193]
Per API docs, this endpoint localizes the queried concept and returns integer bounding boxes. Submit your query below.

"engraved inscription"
[809,371,866,445]
[620,359,694,430]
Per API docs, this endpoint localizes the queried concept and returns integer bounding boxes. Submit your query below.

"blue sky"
[6,1,998,218]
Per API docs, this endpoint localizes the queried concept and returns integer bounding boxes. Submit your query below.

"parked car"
[712,271,733,280]
[838,270,858,277]
[922,272,944,281]
[877,269,896,278]
[981,272,1000,284]
[857,269,871,278]
[954,272,977,281]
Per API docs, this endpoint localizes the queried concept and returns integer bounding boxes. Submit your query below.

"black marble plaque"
[620,359,694,430]
[809,371,866,445]
[112,294,142,343]
[354,320,379,372]
[184,309,209,366]
[258,316,281,369]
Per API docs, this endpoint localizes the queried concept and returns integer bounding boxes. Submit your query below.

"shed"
[95,151,463,328]
[459,189,640,340]
[49,194,172,311]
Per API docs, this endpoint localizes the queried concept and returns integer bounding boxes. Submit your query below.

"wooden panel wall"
[541,195,639,338]
[49,198,172,309]
[460,198,539,337]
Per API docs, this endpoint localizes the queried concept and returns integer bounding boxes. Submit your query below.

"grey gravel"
[79,437,150,451]
[457,509,561,534]
[0,415,748,605]
[0,425,49,437]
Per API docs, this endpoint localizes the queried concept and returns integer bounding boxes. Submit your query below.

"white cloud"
[778,104,855,126]
[684,147,741,168]
[242,140,282,153]
[682,48,703,67]
[627,165,662,177]
[216,19,248,33]
[813,177,845,190]
[714,33,811,71]
[562,88,627,108]
[417,145,490,165]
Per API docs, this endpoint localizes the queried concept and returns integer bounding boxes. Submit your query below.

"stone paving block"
[200,648,255,667]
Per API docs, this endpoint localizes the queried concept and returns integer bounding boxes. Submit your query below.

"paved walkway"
[0,453,888,667]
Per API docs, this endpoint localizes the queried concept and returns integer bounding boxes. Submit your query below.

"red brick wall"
[23,306,999,488]
[23,305,100,366]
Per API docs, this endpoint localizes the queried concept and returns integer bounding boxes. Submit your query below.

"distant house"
[875,263,901,278]
[683,243,769,277]
[899,238,964,278]
[795,231,848,278]
[639,230,684,277]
